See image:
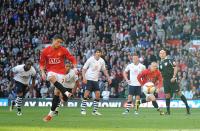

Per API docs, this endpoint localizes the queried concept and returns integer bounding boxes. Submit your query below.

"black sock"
[180,95,189,108]
[51,95,60,111]
[54,81,67,94]
[166,98,170,113]
[141,99,147,104]
[152,101,159,109]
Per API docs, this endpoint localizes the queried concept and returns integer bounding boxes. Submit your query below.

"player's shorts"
[86,80,100,92]
[15,80,28,95]
[163,79,179,94]
[47,71,65,86]
[128,85,141,96]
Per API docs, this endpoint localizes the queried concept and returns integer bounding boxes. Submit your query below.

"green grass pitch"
[0,107,200,131]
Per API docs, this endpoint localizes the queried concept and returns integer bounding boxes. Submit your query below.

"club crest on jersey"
[49,58,61,64]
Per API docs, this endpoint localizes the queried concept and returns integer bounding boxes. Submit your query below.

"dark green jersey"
[159,58,176,80]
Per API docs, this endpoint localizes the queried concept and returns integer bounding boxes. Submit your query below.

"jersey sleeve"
[63,48,77,65]
[101,59,106,71]
[169,59,176,67]
[124,65,130,72]
[12,65,20,73]
[82,58,91,69]
[31,67,37,77]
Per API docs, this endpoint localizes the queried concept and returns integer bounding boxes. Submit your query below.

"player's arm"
[171,60,178,82]
[39,49,47,80]
[103,69,112,84]
[31,68,37,89]
[137,70,147,86]
[102,61,112,84]
[82,59,90,84]
[123,65,130,84]
[64,48,77,68]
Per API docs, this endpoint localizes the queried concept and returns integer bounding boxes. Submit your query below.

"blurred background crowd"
[0,0,200,100]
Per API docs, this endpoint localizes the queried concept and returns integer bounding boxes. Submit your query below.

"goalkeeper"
[137,62,164,115]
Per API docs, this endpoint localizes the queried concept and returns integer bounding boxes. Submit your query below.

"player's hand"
[156,88,160,93]
[126,80,131,84]
[170,77,176,83]
[73,68,78,75]
[83,78,87,84]
[41,72,46,80]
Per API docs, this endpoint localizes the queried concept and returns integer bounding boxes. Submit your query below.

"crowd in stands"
[0,0,200,100]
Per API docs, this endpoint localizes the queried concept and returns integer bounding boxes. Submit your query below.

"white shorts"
[144,93,154,101]
[47,71,65,86]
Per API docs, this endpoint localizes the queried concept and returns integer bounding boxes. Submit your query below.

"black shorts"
[128,85,141,96]
[163,80,180,94]
[15,81,28,95]
[86,80,100,92]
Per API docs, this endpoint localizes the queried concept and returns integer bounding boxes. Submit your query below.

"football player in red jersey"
[40,34,77,122]
[137,62,165,115]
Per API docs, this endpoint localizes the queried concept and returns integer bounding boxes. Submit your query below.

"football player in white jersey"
[43,63,79,122]
[122,53,146,115]
[10,60,36,116]
[81,49,112,115]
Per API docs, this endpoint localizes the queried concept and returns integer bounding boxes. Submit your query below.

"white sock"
[64,91,70,97]
[48,110,54,117]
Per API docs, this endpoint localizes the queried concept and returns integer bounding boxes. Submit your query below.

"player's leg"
[13,81,26,116]
[147,95,164,115]
[81,80,93,115]
[122,95,133,114]
[134,86,141,114]
[122,85,133,114]
[81,90,90,115]
[43,88,61,122]
[164,81,171,115]
[54,88,72,116]
[176,91,190,114]
[92,90,102,115]
[172,81,190,114]
[48,72,71,97]
[91,81,102,115]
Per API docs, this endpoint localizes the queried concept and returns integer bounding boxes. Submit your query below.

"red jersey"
[39,46,77,74]
[137,69,163,88]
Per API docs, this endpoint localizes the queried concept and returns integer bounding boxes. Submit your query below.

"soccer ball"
[142,82,156,94]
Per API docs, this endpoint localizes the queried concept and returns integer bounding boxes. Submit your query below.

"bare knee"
[84,90,90,98]
[165,93,171,98]
[49,75,57,84]
[95,91,100,100]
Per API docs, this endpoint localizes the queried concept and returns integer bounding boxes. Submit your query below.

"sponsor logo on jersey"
[49,58,61,64]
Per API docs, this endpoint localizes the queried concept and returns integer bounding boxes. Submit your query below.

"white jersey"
[62,69,78,89]
[12,64,36,85]
[83,56,106,81]
[124,63,146,86]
